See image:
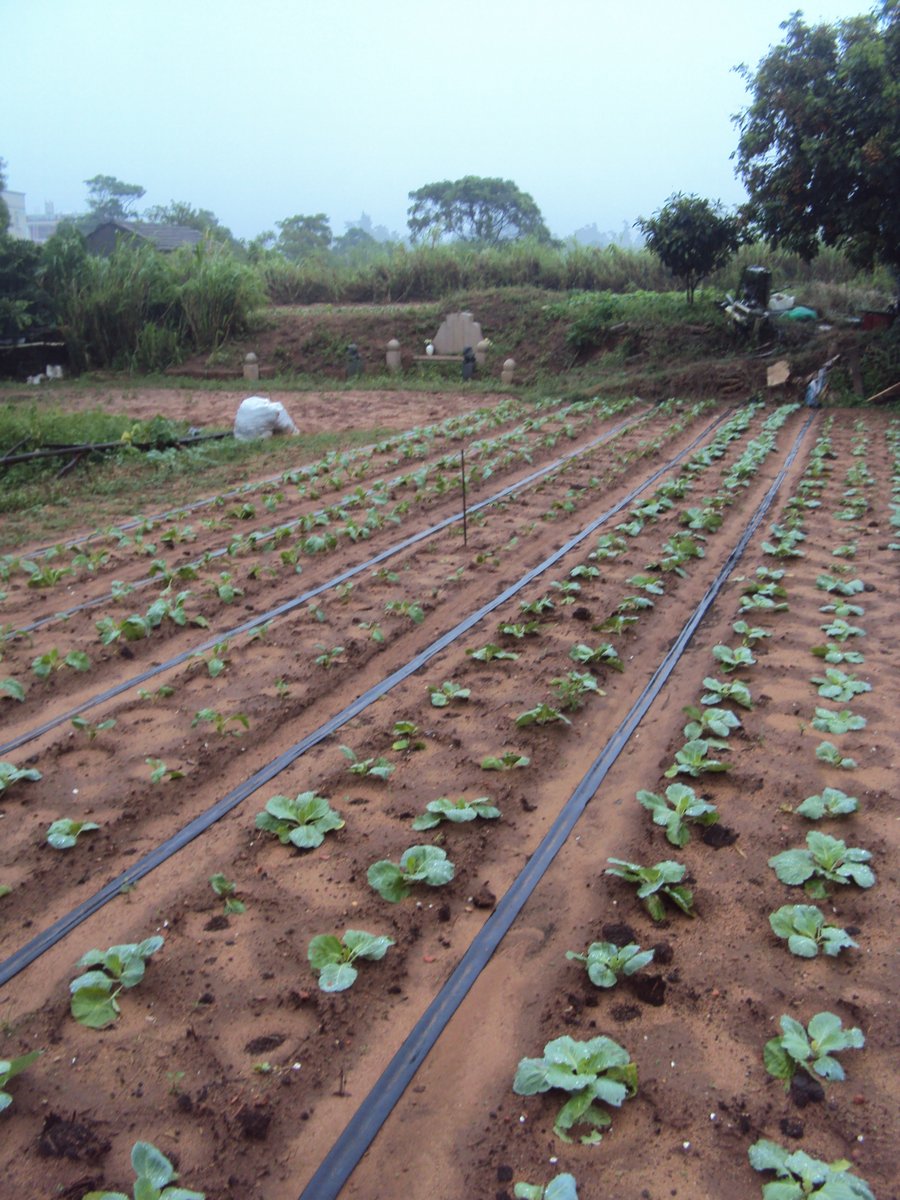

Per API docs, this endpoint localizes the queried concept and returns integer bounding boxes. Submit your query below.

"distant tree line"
[1,2,896,373]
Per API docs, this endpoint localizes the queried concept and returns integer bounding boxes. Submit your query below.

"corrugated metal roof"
[87,221,204,252]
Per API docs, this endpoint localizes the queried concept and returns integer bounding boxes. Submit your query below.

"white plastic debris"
[234,395,299,441]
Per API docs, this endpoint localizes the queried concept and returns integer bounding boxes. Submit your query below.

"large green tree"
[83,174,146,224]
[407,176,551,246]
[636,193,741,303]
[275,213,332,261]
[734,2,900,281]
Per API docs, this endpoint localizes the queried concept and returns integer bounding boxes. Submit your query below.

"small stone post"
[386,338,401,373]
[243,352,259,382]
[475,338,490,367]
[501,358,516,385]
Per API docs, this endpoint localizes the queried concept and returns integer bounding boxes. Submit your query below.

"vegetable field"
[0,391,896,1200]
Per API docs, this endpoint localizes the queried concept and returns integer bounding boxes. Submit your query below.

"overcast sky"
[4,0,872,242]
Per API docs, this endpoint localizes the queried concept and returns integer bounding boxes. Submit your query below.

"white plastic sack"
[234,395,298,441]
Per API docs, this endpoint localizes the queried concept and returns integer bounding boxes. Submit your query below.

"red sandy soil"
[18,384,500,436]
[0,396,896,1200]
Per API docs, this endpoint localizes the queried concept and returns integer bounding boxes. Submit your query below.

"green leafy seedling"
[255,792,344,850]
[209,873,246,914]
[70,936,164,1029]
[605,858,695,921]
[47,818,100,849]
[467,643,519,662]
[820,617,865,641]
[769,831,875,898]
[747,1138,873,1200]
[769,905,857,958]
[568,642,624,672]
[0,1049,41,1113]
[513,1034,638,1144]
[816,574,864,596]
[498,620,542,639]
[481,751,530,771]
[391,720,425,751]
[810,668,871,702]
[314,643,345,669]
[682,705,741,740]
[367,845,454,901]
[811,643,864,665]
[551,670,603,711]
[711,644,756,673]
[193,641,230,678]
[637,783,718,845]
[515,703,571,727]
[664,738,730,779]
[83,1139,205,1200]
[1,678,25,702]
[71,716,117,742]
[519,595,555,616]
[192,708,249,736]
[795,787,858,820]
[384,598,425,624]
[0,761,42,794]
[566,941,655,988]
[412,795,500,831]
[732,619,771,645]
[339,745,394,780]
[701,676,753,709]
[307,929,394,992]
[811,707,866,735]
[428,681,470,707]
[764,1011,864,1085]
[146,758,184,783]
[815,741,857,770]
[514,1174,579,1200]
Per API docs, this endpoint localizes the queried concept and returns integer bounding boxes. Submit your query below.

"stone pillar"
[475,338,490,367]
[243,352,259,382]
[501,358,516,385]
[386,338,401,373]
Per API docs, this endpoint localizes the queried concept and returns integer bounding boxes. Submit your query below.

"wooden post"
[460,447,468,546]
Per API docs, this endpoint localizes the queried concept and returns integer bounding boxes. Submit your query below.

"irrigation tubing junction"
[298,409,817,1200]
[0,407,735,988]
[0,406,717,757]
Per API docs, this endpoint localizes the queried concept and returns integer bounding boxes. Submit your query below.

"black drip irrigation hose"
[0,432,230,469]
[0,407,711,757]
[297,409,816,1200]
[19,409,649,636]
[0,409,733,989]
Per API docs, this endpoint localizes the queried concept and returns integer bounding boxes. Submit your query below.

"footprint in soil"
[629,974,667,1006]
[37,1112,111,1163]
[236,1103,273,1141]
[790,1072,825,1108]
[701,823,739,848]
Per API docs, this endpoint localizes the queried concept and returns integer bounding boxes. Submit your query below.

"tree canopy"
[275,213,332,261]
[83,174,146,225]
[407,176,551,246]
[734,1,900,278]
[636,193,741,303]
